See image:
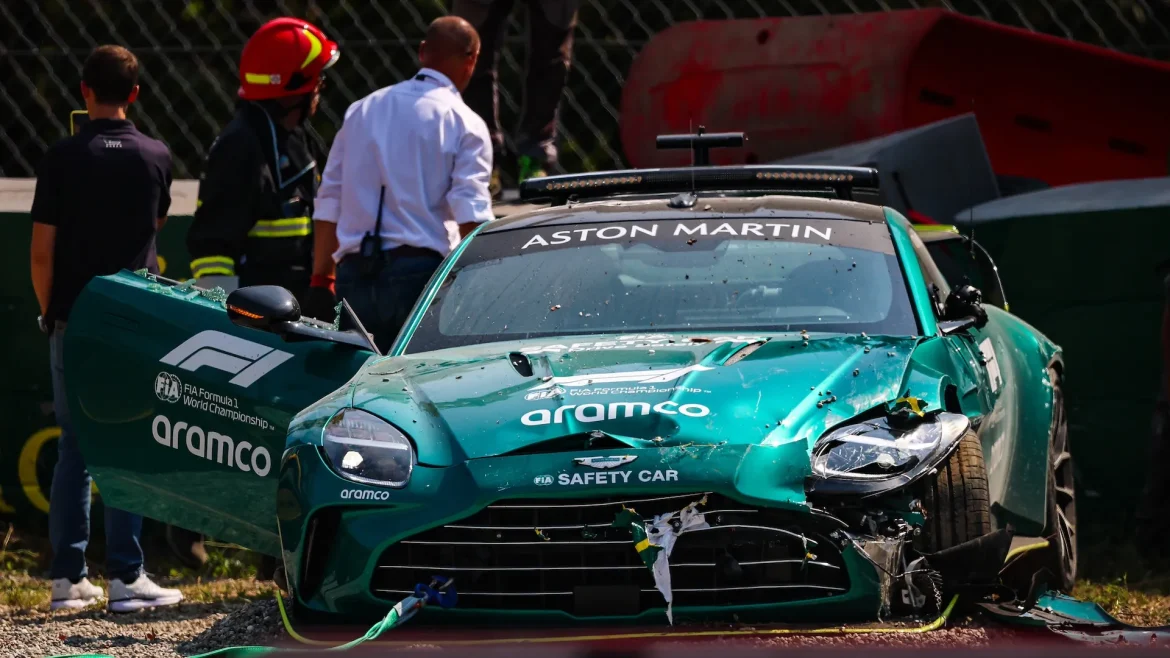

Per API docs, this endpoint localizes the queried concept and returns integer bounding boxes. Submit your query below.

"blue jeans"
[336,251,443,353]
[48,323,143,583]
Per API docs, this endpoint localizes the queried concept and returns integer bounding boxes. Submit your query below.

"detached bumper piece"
[371,493,849,617]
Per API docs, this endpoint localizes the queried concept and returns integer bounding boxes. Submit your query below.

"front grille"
[370,493,849,615]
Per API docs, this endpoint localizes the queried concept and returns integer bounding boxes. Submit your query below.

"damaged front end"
[804,401,1015,622]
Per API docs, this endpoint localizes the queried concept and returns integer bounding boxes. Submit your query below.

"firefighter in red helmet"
[186,17,340,319]
[171,18,338,570]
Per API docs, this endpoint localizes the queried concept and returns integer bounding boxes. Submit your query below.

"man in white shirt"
[311,16,493,351]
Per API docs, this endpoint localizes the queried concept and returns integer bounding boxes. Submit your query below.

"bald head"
[419,16,481,91]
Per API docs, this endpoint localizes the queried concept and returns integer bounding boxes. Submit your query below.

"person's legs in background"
[516,0,579,182]
[47,322,183,612]
[336,251,444,353]
[452,0,514,198]
[48,323,106,609]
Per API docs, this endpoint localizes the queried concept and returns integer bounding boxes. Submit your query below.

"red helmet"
[238,17,340,101]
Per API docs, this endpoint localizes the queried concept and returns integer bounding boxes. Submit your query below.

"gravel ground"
[0,598,1003,658]
[0,598,282,658]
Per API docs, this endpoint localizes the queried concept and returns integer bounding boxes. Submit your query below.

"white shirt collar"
[415,68,456,90]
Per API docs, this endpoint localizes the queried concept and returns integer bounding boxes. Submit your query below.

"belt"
[344,245,443,262]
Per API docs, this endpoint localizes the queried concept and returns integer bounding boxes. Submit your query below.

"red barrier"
[620,10,1170,186]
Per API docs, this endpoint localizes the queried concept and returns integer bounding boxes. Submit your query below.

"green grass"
[1072,540,1170,627]
[0,523,274,615]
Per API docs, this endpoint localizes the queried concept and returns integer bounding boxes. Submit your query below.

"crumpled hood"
[350,333,929,466]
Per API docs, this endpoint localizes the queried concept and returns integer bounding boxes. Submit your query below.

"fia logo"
[533,475,553,486]
[154,372,182,403]
[525,386,564,401]
[160,330,293,388]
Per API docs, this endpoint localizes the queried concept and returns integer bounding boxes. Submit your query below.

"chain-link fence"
[3,0,1169,182]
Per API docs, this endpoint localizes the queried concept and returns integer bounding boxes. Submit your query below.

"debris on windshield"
[686,239,697,245]
[612,495,710,624]
[854,369,861,377]
[689,337,713,343]
[865,346,872,353]
[550,304,561,311]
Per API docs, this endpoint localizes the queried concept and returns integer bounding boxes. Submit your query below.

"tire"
[922,429,992,551]
[1044,368,1078,591]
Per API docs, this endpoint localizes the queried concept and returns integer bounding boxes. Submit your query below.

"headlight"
[322,408,414,488]
[811,412,969,481]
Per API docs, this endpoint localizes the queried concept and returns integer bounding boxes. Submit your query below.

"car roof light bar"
[518,164,880,205]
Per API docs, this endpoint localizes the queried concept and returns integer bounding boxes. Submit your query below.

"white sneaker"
[107,574,183,613]
[50,577,105,610]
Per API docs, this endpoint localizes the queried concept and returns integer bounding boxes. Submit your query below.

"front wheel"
[921,429,992,551]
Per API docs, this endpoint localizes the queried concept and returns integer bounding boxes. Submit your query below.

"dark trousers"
[336,249,444,353]
[48,322,144,583]
[451,0,579,167]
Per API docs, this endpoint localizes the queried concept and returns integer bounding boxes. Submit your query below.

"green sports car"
[66,152,1075,625]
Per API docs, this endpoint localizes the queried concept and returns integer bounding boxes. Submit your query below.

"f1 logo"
[160,330,293,388]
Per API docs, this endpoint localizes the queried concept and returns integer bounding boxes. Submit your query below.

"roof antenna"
[965,97,977,258]
[690,120,698,195]
[667,120,699,209]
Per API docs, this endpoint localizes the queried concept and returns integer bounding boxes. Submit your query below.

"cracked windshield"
[408,218,917,352]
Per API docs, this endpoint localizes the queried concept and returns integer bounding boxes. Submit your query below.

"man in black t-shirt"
[29,45,184,613]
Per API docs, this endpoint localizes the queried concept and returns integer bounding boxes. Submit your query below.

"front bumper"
[278,441,890,623]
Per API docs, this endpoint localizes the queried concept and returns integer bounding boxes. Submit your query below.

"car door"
[64,272,375,556]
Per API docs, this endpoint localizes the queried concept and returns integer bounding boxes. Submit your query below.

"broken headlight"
[322,408,414,488]
[811,412,969,480]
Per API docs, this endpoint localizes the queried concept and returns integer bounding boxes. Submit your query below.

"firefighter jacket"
[187,101,319,298]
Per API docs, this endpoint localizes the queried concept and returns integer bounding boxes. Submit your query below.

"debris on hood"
[612,494,710,624]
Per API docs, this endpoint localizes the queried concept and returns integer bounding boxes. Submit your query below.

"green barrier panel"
[967,203,1170,527]
[0,180,195,526]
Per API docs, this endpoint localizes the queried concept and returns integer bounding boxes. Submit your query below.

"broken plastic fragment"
[612,495,710,624]
[534,528,551,541]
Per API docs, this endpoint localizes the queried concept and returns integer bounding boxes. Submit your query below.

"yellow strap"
[273,592,960,647]
[634,538,652,553]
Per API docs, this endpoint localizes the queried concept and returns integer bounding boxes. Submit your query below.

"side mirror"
[226,286,301,332]
[942,284,988,332]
